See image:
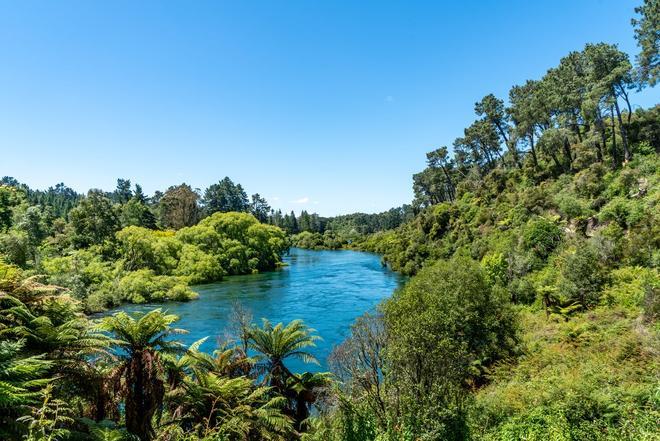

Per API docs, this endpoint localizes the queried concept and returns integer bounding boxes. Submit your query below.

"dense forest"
[1,1,658,440]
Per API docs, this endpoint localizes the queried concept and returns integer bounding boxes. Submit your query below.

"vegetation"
[0,2,658,440]
[0,176,288,312]
[0,266,327,440]
[300,4,660,440]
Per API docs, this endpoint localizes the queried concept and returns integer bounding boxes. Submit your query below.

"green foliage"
[523,217,563,260]
[69,190,121,248]
[383,256,518,439]
[101,309,186,440]
[470,308,659,441]
[116,269,197,304]
[602,266,659,310]
[120,197,157,229]
[598,196,647,229]
[0,340,52,439]
[116,227,180,273]
[632,0,659,87]
[481,252,509,287]
[0,6,658,440]
[0,185,25,232]
[174,244,224,283]
[38,212,286,312]
[0,262,318,441]
[202,177,249,215]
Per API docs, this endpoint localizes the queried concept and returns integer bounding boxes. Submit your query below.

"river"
[112,248,404,372]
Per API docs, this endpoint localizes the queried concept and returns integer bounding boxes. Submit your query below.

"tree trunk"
[618,84,633,125]
[610,105,619,169]
[529,132,539,169]
[614,100,631,162]
[550,152,562,171]
[595,109,607,163]
[595,141,603,162]
[440,165,455,202]
[562,137,573,172]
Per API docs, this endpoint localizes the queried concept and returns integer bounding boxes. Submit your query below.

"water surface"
[112,248,404,371]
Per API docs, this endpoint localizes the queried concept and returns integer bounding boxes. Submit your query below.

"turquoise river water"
[112,248,404,372]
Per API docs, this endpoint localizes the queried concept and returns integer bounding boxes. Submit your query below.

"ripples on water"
[112,248,404,371]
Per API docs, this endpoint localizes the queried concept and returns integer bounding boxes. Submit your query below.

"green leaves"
[249,319,321,372]
[101,309,186,355]
[632,0,659,88]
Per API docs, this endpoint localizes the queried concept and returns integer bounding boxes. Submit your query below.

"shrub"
[175,244,224,284]
[602,267,659,310]
[522,217,562,260]
[598,197,646,229]
[383,256,519,439]
[557,242,608,308]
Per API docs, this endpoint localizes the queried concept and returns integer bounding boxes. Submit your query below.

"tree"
[286,371,332,429]
[453,119,503,174]
[583,43,636,162]
[329,313,388,427]
[14,205,52,263]
[101,309,186,441]
[133,184,147,204]
[283,211,299,234]
[165,340,291,439]
[120,197,157,229]
[508,80,548,168]
[202,177,249,215]
[69,190,121,248]
[426,146,456,202]
[113,179,133,204]
[250,193,271,223]
[0,185,24,232]
[248,319,323,430]
[476,94,520,166]
[543,51,588,145]
[298,210,312,232]
[632,0,659,88]
[159,184,199,230]
[249,319,319,391]
[383,256,518,439]
[26,183,82,218]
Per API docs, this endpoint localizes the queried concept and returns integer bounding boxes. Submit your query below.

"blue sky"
[0,0,657,216]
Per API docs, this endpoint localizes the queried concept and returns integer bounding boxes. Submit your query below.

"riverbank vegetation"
[302,2,660,439]
[0,269,328,440]
[0,177,288,312]
[1,1,658,440]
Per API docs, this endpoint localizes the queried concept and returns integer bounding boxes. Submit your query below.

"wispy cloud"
[270,196,280,201]
[385,95,394,103]
[291,196,310,204]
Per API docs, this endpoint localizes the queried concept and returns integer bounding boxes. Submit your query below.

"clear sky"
[0,0,657,216]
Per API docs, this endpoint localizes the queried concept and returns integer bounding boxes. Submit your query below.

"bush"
[523,217,562,260]
[116,270,196,304]
[602,267,659,310]
[383,256,519,439]
[557,242,608,308]
[175,244,224,284]
[598,197,646,229]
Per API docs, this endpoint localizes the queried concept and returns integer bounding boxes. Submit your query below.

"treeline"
[271,205,414,235]
[411,42,658,210]
[0,176,287,312]
[287,206,415,250]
